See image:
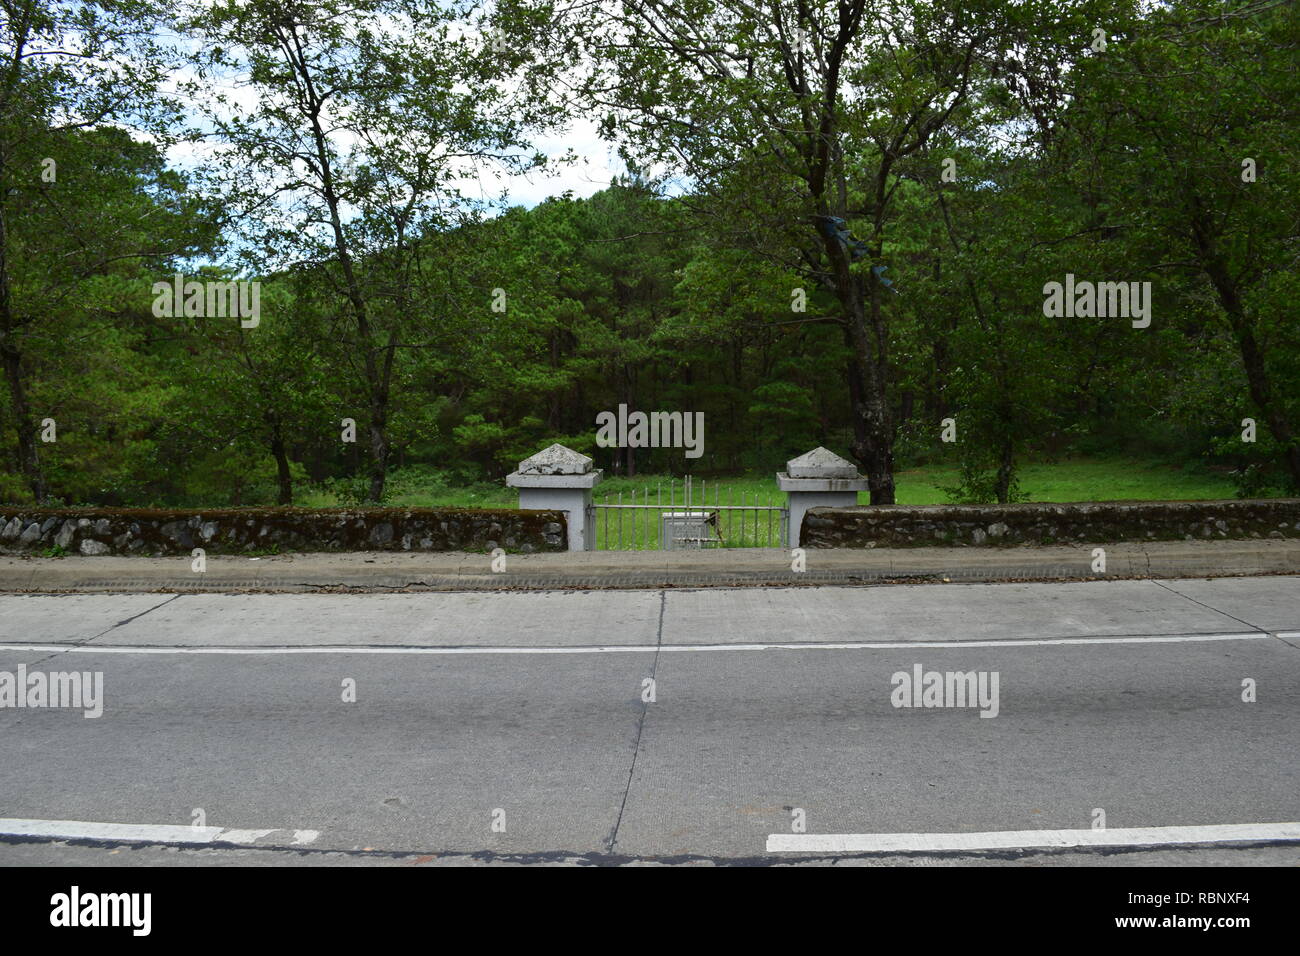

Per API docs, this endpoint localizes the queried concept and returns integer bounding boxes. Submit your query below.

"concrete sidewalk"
[1,539,1297,592]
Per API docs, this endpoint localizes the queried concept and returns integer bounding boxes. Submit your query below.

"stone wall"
[0,507,567,556]
[801,499,1300,548]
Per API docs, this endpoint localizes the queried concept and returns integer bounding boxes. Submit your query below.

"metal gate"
[591,476,788,550]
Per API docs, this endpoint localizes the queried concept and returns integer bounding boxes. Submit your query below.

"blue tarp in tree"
[814,216,899,293]
[814,215,869,260]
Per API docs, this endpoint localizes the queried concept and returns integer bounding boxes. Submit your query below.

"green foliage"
[0,1,1296,508]
[942,459,1031,506]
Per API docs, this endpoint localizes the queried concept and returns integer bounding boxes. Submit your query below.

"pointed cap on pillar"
[516,443,593,476]
[785,446,860,479]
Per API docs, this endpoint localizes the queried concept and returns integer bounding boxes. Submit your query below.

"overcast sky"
[487,121,628,208]
[155,7,628,214]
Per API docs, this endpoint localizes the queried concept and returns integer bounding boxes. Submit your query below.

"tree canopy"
[1,0,1296,506]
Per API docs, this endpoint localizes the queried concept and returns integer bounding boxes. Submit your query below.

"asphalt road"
[1,577,1297,865]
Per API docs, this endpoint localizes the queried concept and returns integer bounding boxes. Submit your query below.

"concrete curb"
[2,540,1297,592]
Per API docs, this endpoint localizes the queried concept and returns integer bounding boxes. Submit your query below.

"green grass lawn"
[292,457,1240,551]
[296,483,515,509]
[890,458,1238,505]
[298,457,1238,510]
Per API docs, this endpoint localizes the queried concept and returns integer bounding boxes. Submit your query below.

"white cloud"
[460,119,626,209]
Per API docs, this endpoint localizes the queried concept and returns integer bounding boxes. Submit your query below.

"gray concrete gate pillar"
[777,447,869,548]
[507,443,603,552]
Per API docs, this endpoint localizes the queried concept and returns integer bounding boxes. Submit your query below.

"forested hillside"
[1,0,1295,507]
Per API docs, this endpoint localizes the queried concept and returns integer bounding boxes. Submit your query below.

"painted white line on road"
[1277,632,1300,640]
[766,822,1300,854]
[0,632,1274,656]
[0,818,319,847]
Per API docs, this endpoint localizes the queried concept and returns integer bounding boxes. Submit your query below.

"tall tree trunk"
[270,430,293,506]
[623,364,636,478]
[843,344,867,452]
[995,428,1015,504]
[799,2,895,504]
[0,169,43,501]
[368,396,389,502]
[1223,312,1300,489]
[0,340,41,501]
[1192,209,1300,489]
[285,27,393,503]
[831,252,895,503]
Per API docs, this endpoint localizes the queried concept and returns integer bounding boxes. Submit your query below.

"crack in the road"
[1151,580,1298,650]
[604,589,666,855]
[19,593,182,673]
[2,593,184,732]
[95,593,183,637]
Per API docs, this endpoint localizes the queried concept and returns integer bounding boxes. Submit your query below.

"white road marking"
[766,822,1300,854]
[0,632,1275,657]
[0,817,318,847]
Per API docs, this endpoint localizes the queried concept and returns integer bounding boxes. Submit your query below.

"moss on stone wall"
[0,507,567,555]
[802,499,1300,548]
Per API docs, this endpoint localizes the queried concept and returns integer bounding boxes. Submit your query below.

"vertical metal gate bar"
[591,480,789,552]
